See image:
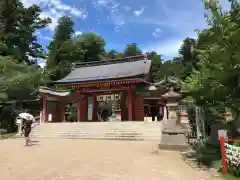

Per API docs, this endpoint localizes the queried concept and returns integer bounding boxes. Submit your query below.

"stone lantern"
[162,87,181,121]
[159,87,191,150]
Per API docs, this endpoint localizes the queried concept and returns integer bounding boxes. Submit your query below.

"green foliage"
[76,32,107,62]
[0,56,48,101]
[107,49,124,59]
[228,166,240,177]
[183,0,240,131]
[181,1,240,176]
[195,137,221,166]
[178,38,197,79]
[148,51,162,82]
[47,16,82,81]
[70,104,77,122]
[0,129,7,138]
[0,104,18,133]
[98,102,113,121]
[233,141,240,147]
[124,43,142,57]
[187,105,197,133]
[0,1,50,132]
[54,16,75,41]
[47,20,107,81]
[0,0,51,64]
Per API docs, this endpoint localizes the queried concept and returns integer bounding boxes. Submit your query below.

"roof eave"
[53,74,147,85]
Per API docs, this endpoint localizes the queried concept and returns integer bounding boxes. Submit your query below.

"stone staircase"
[30,122,162,141]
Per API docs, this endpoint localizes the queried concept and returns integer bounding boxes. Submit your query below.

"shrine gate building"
[39,55,186,122]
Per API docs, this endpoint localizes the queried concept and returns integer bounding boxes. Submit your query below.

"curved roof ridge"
[55,57,151,84]
[74,54,148,68]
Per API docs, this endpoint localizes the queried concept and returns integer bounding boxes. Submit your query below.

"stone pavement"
[0,138,222,180]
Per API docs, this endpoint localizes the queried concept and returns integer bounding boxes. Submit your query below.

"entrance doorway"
[64,102,77,122]
[96,93,122,121]
[144,103,164,122]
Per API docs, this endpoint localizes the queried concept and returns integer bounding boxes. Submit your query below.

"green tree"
[184,0,240,127]
[47,16,84,81]
[76,32,107,62]
[147,51,162,82]
[107,49,119,59]
[124,43,142,57]
[0,56,48,101]
[179,37,197,79]
[0,0,51,64]
[47,16,76,68]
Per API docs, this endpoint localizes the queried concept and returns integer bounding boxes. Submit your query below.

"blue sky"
[21,0,230,67]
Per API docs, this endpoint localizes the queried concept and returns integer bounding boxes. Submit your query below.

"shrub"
[195,137,221,166]
[187,105,196,133]
[0,128,7,138]
[0,104,18,133]
[70,104,77,122]
[233,141,240,147]
[228,165,240,177]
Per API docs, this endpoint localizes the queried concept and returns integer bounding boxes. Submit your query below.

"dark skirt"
[24,126,31,138]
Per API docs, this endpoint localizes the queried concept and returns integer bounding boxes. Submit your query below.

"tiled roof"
[55,56,151,84]
[39,86,71,97]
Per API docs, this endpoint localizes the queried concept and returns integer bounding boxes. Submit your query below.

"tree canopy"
[0,0,51,64]
[0,56,48,101]
[182,0,240,126]
[0,0,51,103]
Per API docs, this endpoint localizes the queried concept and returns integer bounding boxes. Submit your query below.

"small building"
[39,55,186,123]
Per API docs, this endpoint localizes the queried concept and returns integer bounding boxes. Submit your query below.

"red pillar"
[58,101,65,122]
[220,136,227,174]
[76,91,81,122]
[133,96,144,121]
[92,95,97,121]
[128,86,133,121]
[42,96,47,122]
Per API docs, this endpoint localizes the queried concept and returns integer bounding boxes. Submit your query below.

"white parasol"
[18,113,35,122]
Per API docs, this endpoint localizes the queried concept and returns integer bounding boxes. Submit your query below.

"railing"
[220,136,240,174]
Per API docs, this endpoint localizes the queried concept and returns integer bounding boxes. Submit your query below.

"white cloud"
[75,31,83,36]
[38,62,46,68]
[133,8,144,17]
[142,0,230,58]
[37,58,46,68]
[143,39,182,59]
[152,28,162,38]
[93,0,125,28]
[21,0,87,31]
[92,0,119,12]
[143,33,198,59]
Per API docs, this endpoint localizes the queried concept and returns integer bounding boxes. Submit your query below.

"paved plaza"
[0,138,220,180]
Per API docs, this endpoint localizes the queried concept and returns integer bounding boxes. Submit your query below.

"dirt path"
[0,139,221,180]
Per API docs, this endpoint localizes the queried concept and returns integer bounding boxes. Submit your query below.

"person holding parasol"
[18,112,36,146]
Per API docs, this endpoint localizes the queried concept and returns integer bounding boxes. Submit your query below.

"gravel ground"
[0,138,222,180]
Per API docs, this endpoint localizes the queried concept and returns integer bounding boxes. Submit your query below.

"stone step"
[30,136,159,141]
[30,133,160,137]
[30,135,160,140]
[30,122,162,141]
[30,134,160,138]
[30,132,160,136]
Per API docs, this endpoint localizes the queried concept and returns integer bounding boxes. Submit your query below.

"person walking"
[21,118,33,146]
[19,112,36,146]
